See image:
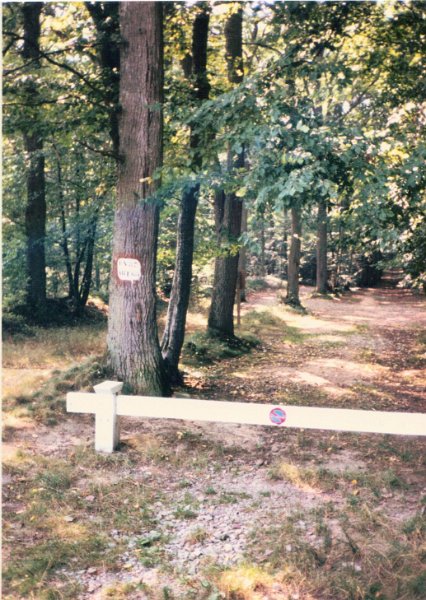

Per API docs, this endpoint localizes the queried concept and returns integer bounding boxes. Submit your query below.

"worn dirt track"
[2,285,426,599]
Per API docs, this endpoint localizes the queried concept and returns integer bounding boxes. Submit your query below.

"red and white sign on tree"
[117,257,141,282]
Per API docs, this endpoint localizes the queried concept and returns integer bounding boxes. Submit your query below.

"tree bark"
[22,2,46,315]
[85,1,120,156]
[316,197,328,294]
[281,208,289,279]
[259,209,266,276]
[107,2,169,396]
[77,212,98,312]
[161,4,210,382]
[208,189,243,336]
[54,146,74,299]
[286,206,302,306]
[208,8,244,338]
[238,206,248,302]
[161,182,199,380]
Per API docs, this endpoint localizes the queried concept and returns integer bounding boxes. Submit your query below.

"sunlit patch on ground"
[2,285,425,599]
[2,368,54,400]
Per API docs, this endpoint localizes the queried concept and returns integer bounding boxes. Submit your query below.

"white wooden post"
[67,381,426,453]
[93,381,123,452]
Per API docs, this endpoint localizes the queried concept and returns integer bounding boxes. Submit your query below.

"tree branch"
[4,30,103,96]
[77,139,119,161]
[336,73,382,124]
[3,37,16,57]
[243,41,284,57]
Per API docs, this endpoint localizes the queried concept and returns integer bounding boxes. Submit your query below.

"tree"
[52,142,112,314]
[85,1,120,156]
[208,6,244,338]
[161,3,211,383]
[286,206,302,306]
[3,2,117,317]
[22,2,47,317]
[107,2,170,395]
[316,198,328,294]
[2,0,425,340]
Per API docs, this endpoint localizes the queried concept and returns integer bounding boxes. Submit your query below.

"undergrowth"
[240,502,426,600]
[183,331,259,365]
[3,357,109,425]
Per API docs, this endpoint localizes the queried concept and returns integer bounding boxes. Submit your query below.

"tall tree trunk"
[208,189,243,336]
[281,208,289,279]
[208,8,244,338]
[95,264,101,291]
[286,206,302,307]
[85,1,120,156]
[22,2,46,316]
[161,182,199,380]
[316,197,328,294]
[259,209,266,276]
[238,206,248,302]
[161,4,210,382]
[77,212,98,313]
[107,2,169,396]
[54,146,74,299]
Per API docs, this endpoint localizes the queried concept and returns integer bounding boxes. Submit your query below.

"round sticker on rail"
[269,407,287,426]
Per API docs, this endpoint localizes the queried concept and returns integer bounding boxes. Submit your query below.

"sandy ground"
[2,285,426,599]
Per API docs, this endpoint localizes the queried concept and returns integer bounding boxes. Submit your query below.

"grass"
[3,320,108,429]
[2,322,107,370]
[243,502,426,600]
[2,449,163,598]
[417,329,426,348]
[2,453,115,596]
[215,491,252,505]
[136,532,167,568]
[102,582,152,599]
[3,357,109,426]
[3,292,426,599]
[173,492,199,519]
[216,565,276,599]
[186,527,209,544]
[243,310,307,344]
[183,331,259,365]
[267,458,411,500]
[268,461,339,493]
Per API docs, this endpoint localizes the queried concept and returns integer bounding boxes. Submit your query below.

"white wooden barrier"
[66,381,426,453]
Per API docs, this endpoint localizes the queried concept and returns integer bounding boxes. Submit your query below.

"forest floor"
[2,281,426,600]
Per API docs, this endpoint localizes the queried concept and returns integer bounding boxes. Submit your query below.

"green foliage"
[2,312,36,338]
[3,0,425,335]
[3,2,115,316]
[183,331,259,365]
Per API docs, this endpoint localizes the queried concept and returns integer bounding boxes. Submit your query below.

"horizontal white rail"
[66,381,426,453]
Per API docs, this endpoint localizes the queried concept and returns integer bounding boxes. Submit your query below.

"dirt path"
[3,286,426,599]
[193,286,426,415]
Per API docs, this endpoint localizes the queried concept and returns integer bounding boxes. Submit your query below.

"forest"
[2,2,426,599]
[3,0,425,393]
